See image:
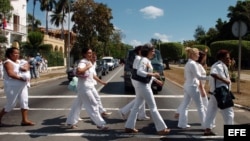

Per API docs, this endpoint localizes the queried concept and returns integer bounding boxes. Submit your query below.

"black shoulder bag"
[131,59,152,83]
[213,65,235,109]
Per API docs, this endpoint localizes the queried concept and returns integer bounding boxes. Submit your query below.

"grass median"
[164,66,250,108]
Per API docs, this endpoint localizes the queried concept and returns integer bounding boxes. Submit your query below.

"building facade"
[0,0,27,48]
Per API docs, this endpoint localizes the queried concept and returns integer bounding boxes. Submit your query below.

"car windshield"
[103,59,112,62]
[125,49,163,71]
[152,64,163,71]
[96,60,102,65]
[150,50,163,65]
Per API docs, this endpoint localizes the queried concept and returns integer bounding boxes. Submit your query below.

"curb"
[0,75,67,93]
[30,75,67,87]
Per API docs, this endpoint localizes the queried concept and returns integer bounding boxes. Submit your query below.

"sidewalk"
[170,64,250,81]
[0,67,67,90]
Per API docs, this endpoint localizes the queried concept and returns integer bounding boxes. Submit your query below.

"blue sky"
[27,0,237,47]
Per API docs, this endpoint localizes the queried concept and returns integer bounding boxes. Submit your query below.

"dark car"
[66,60,103,81]
[124,49,165,93]
[66,66,76,81]
[100,59,109,75]
[95,60,103,79]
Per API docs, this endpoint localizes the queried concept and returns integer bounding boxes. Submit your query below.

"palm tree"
[26,0,40,31]
[52,0,72,39]
[40,0,56,34]
[22,31,44,56]
[50,10,66,39]
[27,13,42,32]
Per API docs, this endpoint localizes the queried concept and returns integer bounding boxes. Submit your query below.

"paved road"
[0,65,249,141]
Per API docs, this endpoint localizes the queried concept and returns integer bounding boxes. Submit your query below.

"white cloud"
[139,6,164,19]
[153,33,171,42]
[130,40,142,47]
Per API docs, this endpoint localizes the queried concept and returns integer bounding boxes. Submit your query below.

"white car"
[102,56,115,71]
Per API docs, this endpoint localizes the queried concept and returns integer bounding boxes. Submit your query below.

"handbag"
[213,63,235,109]
[131,69,151,83]
[68,76,78,93]
[213,86,235,109]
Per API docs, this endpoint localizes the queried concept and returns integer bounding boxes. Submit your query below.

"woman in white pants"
[91,52,112,118]
[177,47,208,129]
[124,44,170,135]
[175,50,209,118]
[66,47,108,130]
[204,49,233,136]
[119,45,149,121]
[0,47,35,126]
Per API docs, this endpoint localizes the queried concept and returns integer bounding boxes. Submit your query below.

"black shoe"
[125,128,138,133]
[204,131,216,136]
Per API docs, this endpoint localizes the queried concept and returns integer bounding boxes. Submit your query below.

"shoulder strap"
[214,62,229,90]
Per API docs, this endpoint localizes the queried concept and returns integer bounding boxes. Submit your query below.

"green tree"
[194,25,207,44]
[160,42,184,62]
[22,31,44,56]
[0,35,7,43]
[50,10,65,38]
[27,0,40,31]
[71,0,114,55]
[50,0,70,39]
[40,0,57,34]
[94,3,113,55]
[0,0,13,31]
[27,13,42,32]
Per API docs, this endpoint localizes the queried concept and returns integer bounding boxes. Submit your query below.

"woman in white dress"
[0,47,35,126]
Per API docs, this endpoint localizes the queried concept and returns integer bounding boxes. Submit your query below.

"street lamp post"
[67,0,71,70]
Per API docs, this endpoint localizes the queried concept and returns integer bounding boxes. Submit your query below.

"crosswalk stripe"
[0,95,184,98]
[0,132,224,139]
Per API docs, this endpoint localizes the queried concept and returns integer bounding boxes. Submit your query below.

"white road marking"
[0,95,184,98]
[0,132,223,139]
[97,66,124,91]
[9,107,245,113]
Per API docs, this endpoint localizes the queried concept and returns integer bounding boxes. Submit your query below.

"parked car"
[100,59,109,75]
[114,58,120,68]
[66,66,76,81]
[102,56,115,71]
[66,59,104,81]
[124,49,165,93]
[95,60,103,79]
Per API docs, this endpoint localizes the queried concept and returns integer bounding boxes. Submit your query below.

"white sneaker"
[137,116,150,121]
[178,124,191,129]
[78,117,84,121]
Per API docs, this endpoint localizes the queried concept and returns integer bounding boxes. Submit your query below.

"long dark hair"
[134,45,142,55]
[197,51,206,64]
[81,47,91,58]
